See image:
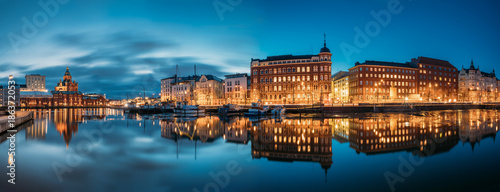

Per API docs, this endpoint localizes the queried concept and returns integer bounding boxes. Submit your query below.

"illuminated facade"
[331,71,349,103]
[160,75,223,105]
[458,60,499,102]
[412,57,459,102]
[20,67,107,107]
[349,57,459,103]
[195,75,224,106]
[250,40,332,105]
[223,73,250,105]
[349,61,418,103]
[24,74,46,92]
[160,77,175,102]
[161,76,197,103]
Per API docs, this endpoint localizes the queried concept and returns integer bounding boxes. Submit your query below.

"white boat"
[270,105,286,116]
[244,102,269,116]
[174,102,205,117]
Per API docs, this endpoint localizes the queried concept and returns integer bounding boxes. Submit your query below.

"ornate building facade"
[20,67,107,107]
[458,60,500,102]
[250,41,332,105]
[160,74,224,105]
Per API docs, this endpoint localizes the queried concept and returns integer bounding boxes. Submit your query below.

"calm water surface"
[1,108,500,192]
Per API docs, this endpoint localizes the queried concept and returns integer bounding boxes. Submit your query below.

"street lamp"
[428,84,432,102]
[435,83,438,102]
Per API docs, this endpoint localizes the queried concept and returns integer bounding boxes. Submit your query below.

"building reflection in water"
[26,109,50,140]
[458,110,498,151]
[160,116,333,179]
[224,117,251,144]
[331,110,498,156]
[23,108,110,147]
[250,118,333,179]
[160,116,224,159]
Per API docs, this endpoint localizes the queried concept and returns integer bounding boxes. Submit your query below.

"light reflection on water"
[1,108,499,192]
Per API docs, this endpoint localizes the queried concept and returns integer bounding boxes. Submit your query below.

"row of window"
[358,81,416,87]
[357,67,416,74]
[257,58,331,66]
[359,73,415,80]
[261,93,329,100]
[419,64,457,72]
[420,70,456,77]
[253,66,332,75]
[255,75,330,83]
[261,84,330,92]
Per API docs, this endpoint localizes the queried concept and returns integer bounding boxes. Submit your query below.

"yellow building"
[331,71,349,103]
[195,75,224,106]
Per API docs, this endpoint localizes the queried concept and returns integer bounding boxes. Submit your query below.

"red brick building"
[349,61,418,103]
[348,57,459,103]
[250,41,332,105]
[21,67,107,107]
[411,57,459,102]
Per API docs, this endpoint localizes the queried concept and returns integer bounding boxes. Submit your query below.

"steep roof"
[252,54,316,62]
[413,57,457,69]
[331,71,349,81]
[197,75,222,82]
[355,60,417,68]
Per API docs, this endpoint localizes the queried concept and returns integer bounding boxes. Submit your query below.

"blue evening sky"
[0,0,499,98]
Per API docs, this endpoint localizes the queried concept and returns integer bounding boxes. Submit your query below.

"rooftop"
[412,57,457,69]
[354,60,417,68]
[252,54,317,62]
[332,71,349,81]
[225,73,248,79]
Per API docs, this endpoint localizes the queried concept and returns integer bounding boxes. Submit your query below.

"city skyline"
[1,0,500,98]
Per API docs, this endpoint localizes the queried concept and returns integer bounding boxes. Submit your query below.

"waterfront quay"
[118,102,500,115]
[0,111,33,134]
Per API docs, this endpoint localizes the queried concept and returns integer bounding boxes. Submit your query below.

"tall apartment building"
[349,61,418,103]
[412,57,459,102]
[250,40,332,105]
[223,73,250,105]
[24,74,46,92]
[348,57,459,103]
[331,71,349,103]
[1,75,21,106]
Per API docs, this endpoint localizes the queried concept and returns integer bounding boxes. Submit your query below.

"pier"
[0,111,34,134]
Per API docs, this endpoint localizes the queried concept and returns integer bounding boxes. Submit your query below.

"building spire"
[323,33,327,47]
[319,33,331,53]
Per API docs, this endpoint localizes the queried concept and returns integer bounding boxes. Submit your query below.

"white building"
[161,75,223,105]
[160,76,197,104]
[458,60,499,102]
[223,73,250,105]
[24,74,46,92]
